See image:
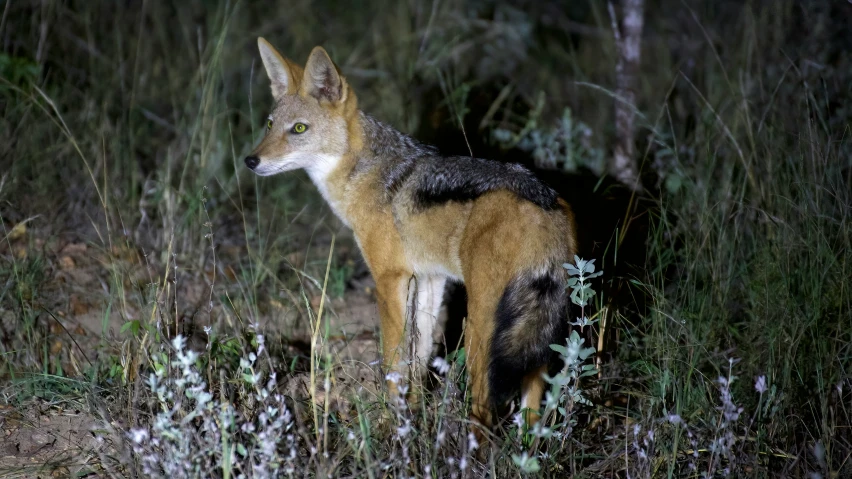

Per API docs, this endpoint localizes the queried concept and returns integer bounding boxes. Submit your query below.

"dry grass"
[1,0,850,477]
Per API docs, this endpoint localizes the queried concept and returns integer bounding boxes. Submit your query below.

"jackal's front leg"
[405,275,446,404]
[374,272,445,407]
[356,220,416,402]
[373,270,414,399]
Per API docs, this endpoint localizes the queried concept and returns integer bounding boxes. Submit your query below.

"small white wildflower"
[467,432,479,451]
[545,389,562,410]
[396,419,412,438]
[347,430,356,441]
[812,440,826,463]
[512,412,524,429]
[666,414,682,424]
[129,428,149,443]
[171,335,186,351]
[459,456,468,471]
[532,422,552,438]
[430,356,450,375]
[196,391,213,406]
[203,325,212,335]
[385,371,402,384]
[436,430,446,445]
[398,384,409,396]
[755,375,767,393]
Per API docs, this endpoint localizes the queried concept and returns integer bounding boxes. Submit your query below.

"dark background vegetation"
[1,0,850,477]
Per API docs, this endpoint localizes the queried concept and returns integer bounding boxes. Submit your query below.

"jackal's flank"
[244,38,579,435]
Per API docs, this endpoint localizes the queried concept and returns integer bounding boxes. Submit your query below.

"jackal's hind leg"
[521,365,547,428]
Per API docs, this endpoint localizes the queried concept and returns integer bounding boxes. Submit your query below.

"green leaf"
[549,374,571,387]
[563,263,580,275]
[512,453,541,473]
[549,344,569,356]
[579,347,597,360]
[665,173,683,194]
[120,320,140,336]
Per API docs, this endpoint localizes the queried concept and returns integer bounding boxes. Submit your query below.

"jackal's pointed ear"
[303,46,347,104]
[257,37,300,98]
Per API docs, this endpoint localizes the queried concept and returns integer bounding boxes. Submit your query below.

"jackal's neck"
[305,112,438,228]
[357,112,438,161]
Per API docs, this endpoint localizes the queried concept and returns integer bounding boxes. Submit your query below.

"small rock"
[31,432,52,445]
[8,222,26,241]
[49,322,64,335]
[58,256,76,270]
[51,466,70,477]
[61,242,88,255]
[70,295,89,316]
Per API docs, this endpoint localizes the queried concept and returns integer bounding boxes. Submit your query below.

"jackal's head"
[244,38,357,177]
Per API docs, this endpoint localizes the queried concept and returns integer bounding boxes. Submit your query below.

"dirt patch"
[0,400,104,478]
[1,221,459,476]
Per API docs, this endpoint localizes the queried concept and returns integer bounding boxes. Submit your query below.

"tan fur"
[246,39,579,440]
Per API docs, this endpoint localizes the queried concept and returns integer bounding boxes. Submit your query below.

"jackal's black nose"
[244,156,260,170]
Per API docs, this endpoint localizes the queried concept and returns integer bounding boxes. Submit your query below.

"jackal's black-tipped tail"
[489,264,570,407]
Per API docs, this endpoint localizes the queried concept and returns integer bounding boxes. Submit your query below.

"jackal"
[244,37,578,437]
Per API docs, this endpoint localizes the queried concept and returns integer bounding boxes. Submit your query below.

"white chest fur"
[305,154,350,227]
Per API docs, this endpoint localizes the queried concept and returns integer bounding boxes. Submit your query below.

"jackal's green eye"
[292,123,308,134]
[266,119,273,130]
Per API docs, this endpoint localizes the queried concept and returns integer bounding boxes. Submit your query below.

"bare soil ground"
[0,225,453,478]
